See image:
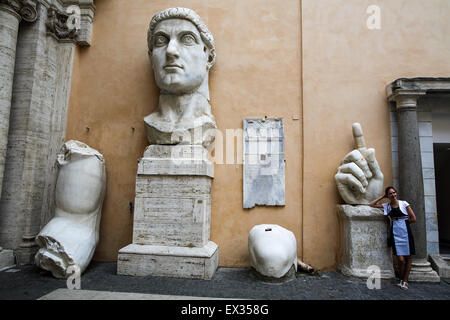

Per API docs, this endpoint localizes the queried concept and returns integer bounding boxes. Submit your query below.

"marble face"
[151,19,210,95]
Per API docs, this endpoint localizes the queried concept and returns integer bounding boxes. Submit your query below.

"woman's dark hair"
[385,186,397,196]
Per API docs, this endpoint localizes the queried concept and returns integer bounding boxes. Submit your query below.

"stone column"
[0,0,37,199]
[390,92,440,282]
[0,1,94,264]
[0,4,20,199]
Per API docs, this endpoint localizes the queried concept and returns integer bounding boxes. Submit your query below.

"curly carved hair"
[147,7,216,68]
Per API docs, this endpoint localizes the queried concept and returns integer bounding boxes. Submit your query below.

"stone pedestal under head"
[117,8,219,280]
[117,145,218,279]
[337,205,395,279]
[34,141,106,279]
[248,224,298,279]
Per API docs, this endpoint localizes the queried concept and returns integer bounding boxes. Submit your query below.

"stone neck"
[158,93,209,120]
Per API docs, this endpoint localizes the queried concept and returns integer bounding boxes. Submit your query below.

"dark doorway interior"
[434,143,450,254]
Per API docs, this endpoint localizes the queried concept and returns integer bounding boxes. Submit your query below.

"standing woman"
[370,186,417,290]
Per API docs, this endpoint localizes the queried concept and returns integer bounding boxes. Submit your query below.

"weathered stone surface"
[0,4,20,199]
[118,241,218,280]
[429,254,450,279]
[34,141,106,279]
[133,145,212,248]
[0,247,15,271]
[0,1,96,265]
[243,118,285,209]
[335,123,384,205]
[407,258,440,283]
[248,224,297,279]
[118,144,218,279]
[138,145,214,178]
[0,4,76,259]
[337,205,395,279]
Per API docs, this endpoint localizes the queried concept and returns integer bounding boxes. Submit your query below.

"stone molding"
[43,0,95,45]
[387,77,450,108]
[0,0,38,22]
[45,5,77,42]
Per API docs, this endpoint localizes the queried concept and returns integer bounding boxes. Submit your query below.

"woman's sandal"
[396,280,404,288]
[400,281,409,290]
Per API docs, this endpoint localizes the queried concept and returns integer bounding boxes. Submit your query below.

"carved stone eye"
[154,35,168,46]
[181,34,196,45]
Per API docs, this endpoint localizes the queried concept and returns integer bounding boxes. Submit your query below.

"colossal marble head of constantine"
[144,8,217,148]
[147,7,216,100]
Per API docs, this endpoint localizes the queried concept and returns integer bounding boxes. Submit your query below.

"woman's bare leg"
[402,256,412,283]
[397,256,405,281]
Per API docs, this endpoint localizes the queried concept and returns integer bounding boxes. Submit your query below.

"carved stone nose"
[166,39,180,58]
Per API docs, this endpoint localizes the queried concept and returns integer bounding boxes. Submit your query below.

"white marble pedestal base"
[408,258,440,282]
[118,241,218,280]
[117,145,218,280]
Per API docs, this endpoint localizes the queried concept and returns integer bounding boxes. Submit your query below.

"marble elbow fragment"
[35,140,106,279]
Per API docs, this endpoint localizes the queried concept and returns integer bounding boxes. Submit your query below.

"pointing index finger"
[352,123,366,150]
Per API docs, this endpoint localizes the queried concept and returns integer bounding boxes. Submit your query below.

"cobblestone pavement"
[0,262,449,300]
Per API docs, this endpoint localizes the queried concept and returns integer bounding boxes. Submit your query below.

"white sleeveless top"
[382,200,410,217]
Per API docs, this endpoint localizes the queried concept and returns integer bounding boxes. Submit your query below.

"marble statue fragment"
[144,7,217,148]
[335,123,383,204]
[248,224,298,279]
[117,8,219,280]
[35,140,106,279]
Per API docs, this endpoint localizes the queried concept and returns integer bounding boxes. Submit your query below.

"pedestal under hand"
[337,205,395,279]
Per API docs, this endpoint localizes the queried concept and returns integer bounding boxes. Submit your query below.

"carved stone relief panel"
[243,118,285,209]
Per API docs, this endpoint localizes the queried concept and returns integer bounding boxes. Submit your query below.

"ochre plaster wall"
[302,0,450,270]
[65,0,303,266]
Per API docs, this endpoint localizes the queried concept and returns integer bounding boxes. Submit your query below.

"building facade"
[0,0,449,273]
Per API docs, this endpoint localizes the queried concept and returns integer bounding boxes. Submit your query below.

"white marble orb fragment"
[248,224,298,278]
[34,140,106,279]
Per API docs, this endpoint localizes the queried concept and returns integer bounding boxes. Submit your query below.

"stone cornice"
[43,0,95,46]
[0,0,38,22]
[46,4,77,42]
[386,77,450,101]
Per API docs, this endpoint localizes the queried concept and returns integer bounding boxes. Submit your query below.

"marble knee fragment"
[35,140,106,279]
[248,224,297,278]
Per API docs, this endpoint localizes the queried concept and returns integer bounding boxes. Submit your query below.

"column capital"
[388,90,427,111]
[44,0,95,46]
[0,0,38,22]
[45,5,77,43]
